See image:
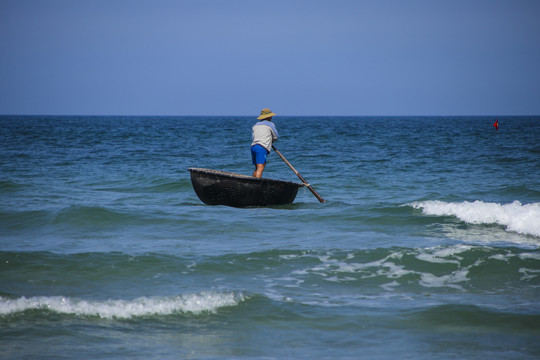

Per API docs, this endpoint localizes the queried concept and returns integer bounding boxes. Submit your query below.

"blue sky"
[1,0,539,116]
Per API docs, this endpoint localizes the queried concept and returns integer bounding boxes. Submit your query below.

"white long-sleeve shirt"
[251,120,278,152]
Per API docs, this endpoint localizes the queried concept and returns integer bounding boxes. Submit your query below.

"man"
[251,108,278,178]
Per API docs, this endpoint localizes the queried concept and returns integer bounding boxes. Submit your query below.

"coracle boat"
[188,168,304,207]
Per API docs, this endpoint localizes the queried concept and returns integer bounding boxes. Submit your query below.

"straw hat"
[257,108,276,120]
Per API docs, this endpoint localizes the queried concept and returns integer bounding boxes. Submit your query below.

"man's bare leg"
[253,163,265,178]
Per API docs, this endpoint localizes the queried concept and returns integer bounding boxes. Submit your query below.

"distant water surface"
[1,115,539,359]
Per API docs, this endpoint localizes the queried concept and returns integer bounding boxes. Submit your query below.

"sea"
[1,115,539,359]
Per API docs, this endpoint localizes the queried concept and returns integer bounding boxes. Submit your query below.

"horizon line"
[1,113,538,118]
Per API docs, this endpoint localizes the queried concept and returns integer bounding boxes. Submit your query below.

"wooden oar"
[272,145,326,203]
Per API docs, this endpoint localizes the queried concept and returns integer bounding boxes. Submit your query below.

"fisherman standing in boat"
[251,108,278,178]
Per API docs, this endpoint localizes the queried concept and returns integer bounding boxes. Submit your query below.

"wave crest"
[410,200,540,238]
[0,291,246,319]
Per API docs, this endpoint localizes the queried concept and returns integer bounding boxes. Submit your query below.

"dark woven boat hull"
[188,168,303,207]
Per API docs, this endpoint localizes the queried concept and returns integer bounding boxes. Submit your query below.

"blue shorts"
[251,144,268,165]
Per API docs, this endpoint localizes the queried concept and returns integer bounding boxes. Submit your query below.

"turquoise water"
[1,116,539,359]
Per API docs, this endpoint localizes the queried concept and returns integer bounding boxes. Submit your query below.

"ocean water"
[1,115,539,359]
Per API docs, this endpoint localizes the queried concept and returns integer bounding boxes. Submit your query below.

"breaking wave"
[410,200,540,238]
[0,291,247,319]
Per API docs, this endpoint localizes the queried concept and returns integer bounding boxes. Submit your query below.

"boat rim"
[188,167,304,187]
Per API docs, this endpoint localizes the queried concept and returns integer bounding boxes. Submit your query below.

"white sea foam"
[410,200,540,238]
[518,268,540,281]
[380,281,400,292]
[519,252,540,260]
[0,291,245,319]
[415,244,472,265]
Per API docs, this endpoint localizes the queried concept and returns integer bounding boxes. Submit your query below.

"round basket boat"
[188,168,304,207]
